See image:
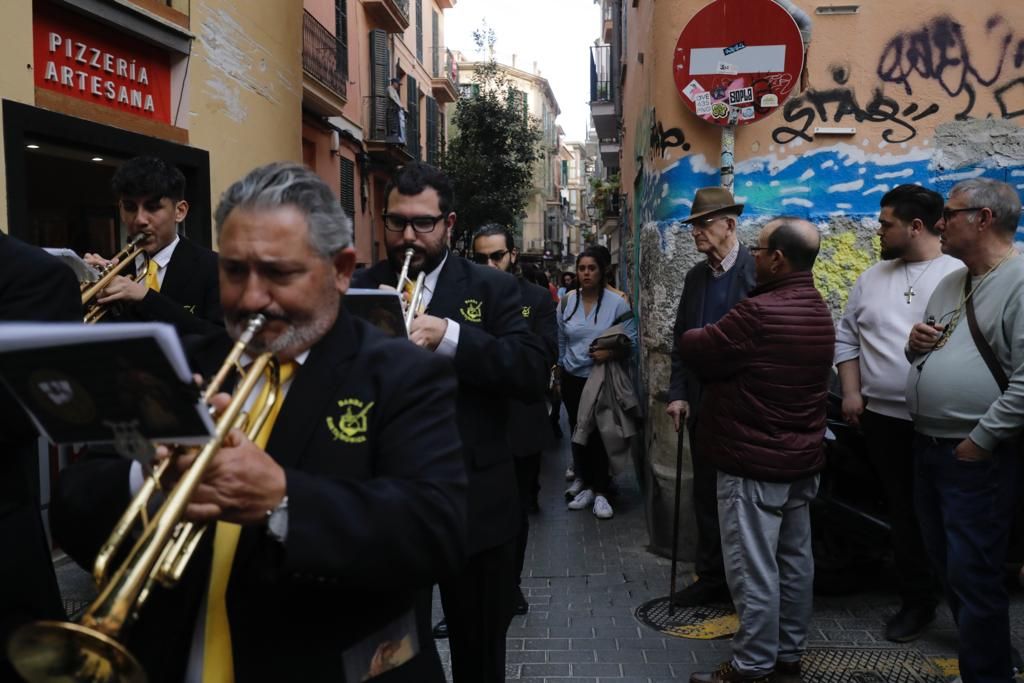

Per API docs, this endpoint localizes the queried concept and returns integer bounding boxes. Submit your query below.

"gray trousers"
[717,471,820,676]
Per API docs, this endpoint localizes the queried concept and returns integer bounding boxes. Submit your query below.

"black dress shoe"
[671,579,731,608]
[514,588,529,615]
[432,618,448,639]
[884,603,935,642]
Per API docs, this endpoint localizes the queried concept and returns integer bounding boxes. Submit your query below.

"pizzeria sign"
[33,1,173,123]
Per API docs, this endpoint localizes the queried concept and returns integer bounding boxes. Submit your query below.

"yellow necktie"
[145,260,160,292]
[202,360,296,682]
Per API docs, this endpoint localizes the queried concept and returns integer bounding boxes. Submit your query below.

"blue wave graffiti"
[638,143,1024,237]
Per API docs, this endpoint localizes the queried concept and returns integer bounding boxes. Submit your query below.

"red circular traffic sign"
[672,0,804,126]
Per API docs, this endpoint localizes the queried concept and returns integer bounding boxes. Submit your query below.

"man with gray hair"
[906,178,1024,682]
[52,162,467,682]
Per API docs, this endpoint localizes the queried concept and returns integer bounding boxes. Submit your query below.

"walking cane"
[668,422,685,617]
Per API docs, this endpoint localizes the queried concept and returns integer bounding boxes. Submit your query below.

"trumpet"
[81,233,150,324]
[8,315,281,683]
[396,248,426,333]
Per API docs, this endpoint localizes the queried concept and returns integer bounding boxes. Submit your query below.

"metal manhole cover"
[635,596,738,639]
[801,647,946,683]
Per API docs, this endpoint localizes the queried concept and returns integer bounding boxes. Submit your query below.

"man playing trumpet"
[52,163,467,682]
[85,156,222,334]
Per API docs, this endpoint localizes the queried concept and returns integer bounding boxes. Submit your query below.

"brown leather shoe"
[690,661,772,683]
[772,659,801,683]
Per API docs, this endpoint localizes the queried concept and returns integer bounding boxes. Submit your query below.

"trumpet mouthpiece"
[240,314,267,344]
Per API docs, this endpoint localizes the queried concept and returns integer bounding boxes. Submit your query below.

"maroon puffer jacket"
[678,271,835,482]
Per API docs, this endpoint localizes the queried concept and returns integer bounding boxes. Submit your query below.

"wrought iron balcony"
[302,11,346,101]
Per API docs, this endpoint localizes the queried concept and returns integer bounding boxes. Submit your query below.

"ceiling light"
[91,156,104,162]
[25,144,39,149]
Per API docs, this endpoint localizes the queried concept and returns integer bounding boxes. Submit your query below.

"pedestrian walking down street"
[557,247,636,520]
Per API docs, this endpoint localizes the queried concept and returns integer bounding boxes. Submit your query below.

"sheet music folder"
[345,288,407,338]
[0,322,214,450]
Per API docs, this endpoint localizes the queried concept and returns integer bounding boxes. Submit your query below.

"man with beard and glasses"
[51,163,467,683]
[85,156,222,335]
[353,162,548,683]
[472,223,557,615]
[834,184,960,643]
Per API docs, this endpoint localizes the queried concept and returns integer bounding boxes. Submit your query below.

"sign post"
[672,0,805,191]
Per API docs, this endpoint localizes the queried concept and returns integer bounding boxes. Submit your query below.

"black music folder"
[345,288,407,338]
[0,322,214,455]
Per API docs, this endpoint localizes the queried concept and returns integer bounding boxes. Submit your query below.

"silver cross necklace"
[903,258,938,304]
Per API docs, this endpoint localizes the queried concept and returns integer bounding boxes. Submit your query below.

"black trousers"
[688,421,726,585]
[561,372,610,492]
[860,410,941,607]
[439,538,517,683]
[514,453,540,584]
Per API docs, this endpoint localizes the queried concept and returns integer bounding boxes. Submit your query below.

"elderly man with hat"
[666,186,756,607]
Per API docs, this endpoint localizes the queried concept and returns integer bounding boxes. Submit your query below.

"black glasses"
[941,207,984,222]
[690,215,724,230]
[747,245,769,253]
[471,249,509,264]
[383,213,446,232]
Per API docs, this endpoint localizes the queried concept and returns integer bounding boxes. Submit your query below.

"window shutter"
[425,97,438,165]
[335,0,348,80]
[369,29,389,139]
[407,76,421,160]
[431,11,439,76]
[415,0,423,62]
[340,157,355,222]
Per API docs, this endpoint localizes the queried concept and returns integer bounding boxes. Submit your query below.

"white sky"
[444,0,602,142]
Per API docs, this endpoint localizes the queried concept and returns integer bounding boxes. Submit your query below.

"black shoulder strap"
[964,275,1009,393]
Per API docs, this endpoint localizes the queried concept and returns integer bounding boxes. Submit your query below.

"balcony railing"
[432,46,458,83]
[302,11,347,100]
[590,45,611,103]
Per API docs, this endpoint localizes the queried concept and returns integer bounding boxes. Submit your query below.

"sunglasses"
[941,207,985,222]
[472,249,509,264]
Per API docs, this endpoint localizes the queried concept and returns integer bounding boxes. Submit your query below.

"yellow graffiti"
[663,613,738,640]
[813,231,879,310]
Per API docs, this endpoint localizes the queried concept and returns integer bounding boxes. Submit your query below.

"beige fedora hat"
[680,187,744,224]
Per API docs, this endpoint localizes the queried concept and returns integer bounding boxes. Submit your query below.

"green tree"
[443,26,542,250]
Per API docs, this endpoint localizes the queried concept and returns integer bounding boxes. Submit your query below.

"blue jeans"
[913,435,1021,683]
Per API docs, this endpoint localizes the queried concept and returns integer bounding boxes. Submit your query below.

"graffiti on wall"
[772,65,939,144]
[877,15,1024,120]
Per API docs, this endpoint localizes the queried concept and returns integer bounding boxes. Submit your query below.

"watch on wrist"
[265,495,289,543]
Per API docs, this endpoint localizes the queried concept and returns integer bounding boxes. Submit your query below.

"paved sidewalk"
[433,426,1024,682]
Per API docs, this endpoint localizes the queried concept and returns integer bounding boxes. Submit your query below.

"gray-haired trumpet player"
[49,163,467,683]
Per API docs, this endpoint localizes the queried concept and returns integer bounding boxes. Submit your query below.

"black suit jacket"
[53,310,467,683]
[668,246,756,423]
[353,254,548,553]
[0,233,81,677]
[507,278,557,457]
[118,236,223,336]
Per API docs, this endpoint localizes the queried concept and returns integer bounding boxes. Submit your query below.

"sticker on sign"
[716,62,738,75]
[682,80,704,102]
[692,45,787,75]
[728,87,754,105]
[694,92,713,117]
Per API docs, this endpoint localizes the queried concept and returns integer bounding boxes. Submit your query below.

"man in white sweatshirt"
[835,184,961,642]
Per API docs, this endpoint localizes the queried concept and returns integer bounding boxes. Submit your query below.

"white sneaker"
[564,465,575,481]
[564,478,585,500]
[592,495,614,519]
[568,489,595,510]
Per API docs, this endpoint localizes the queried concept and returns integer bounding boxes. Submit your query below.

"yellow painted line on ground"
[929,657,959,677]
[664,613,739,639]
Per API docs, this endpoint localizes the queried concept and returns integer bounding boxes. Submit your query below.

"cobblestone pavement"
[55,422,1024,682]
